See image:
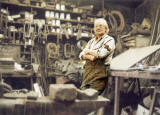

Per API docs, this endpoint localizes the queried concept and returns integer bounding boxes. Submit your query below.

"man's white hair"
[94,18,109,33]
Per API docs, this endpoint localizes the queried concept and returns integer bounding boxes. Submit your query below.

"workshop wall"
[0,0,159,94]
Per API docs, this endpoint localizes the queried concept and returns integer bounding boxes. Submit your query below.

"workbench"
[111,70,160,115]
[0,96,109,115]
[1,69,37,90]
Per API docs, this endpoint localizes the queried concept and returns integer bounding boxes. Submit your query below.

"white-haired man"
[79,18,115,95]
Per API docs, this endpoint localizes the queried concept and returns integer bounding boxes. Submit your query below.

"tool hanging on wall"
[12,31,16,44]
[57,29,62,41]
[104,10,117,33]
[67,23,73,38]
[23,22,33,47]
[46,43,59,59]
[17,29,22,44]
[76,24,82,40]
[0,14,8,38]
[64,43,71,58]
[111,10,125,32]
[71,44,75,57]
[39,24,49,44]
[36,19,45,43]
[43,25,49,40]
[103,10,125,33]
[23,22,32,38]
[8,29,12,41]
[62,24,69,40]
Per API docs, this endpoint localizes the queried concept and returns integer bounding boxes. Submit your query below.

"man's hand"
[85,49,98,58]
[83,54,96,61]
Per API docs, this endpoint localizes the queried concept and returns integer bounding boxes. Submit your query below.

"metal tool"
[46,43,59,59]
[64,43,71,58]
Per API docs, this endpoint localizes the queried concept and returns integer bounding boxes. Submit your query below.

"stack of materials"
[123,35,150,48]
[122,18,151,48]
[0,58,15,73]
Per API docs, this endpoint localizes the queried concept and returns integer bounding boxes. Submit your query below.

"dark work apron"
[80,58,109,92]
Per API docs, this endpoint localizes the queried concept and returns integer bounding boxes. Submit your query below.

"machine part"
[111,10,125,32]
[71,44,75,57]
[46,43,59,58]
[64,43,71,58]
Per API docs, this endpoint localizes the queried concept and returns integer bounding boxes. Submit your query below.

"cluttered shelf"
[0,1,98,17]
[0,1,96,29]
[1,69,35,78]
[0,43,32,46]
[48,17,94,25]
[8,19,94,26]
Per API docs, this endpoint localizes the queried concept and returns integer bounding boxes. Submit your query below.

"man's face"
[94,23,106,36]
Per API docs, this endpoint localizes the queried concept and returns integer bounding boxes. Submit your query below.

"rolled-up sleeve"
[97,38,115,58]
[79,41,91,60]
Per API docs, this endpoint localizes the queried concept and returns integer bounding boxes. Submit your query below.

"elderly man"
[79,18,115,95]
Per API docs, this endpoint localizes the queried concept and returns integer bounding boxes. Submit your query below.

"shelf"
[8,19,93,26]
[7,21,93,32]
[1,1,98,21]
[8,21,35,25]
[0,43,25,46]
[47,18,94,25]
[49,32,91,38]
[0,1,90,16]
